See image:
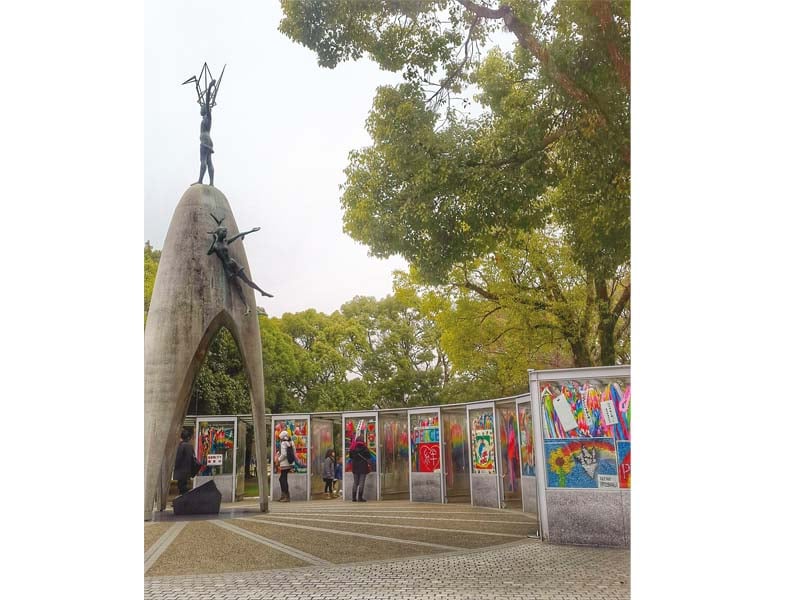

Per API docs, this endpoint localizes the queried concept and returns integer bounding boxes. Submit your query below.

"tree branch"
[610,283,631,321]
[590,0,630,94]
[464,125,567,169]
[427,13,481,107]
[480,305,504,324]
[485,326,522,346]
[456,1,604,119]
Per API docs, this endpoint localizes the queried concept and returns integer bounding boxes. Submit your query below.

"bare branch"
[427,13,481,109]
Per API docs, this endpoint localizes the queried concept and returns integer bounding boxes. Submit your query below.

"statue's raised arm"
[228,227,260,244]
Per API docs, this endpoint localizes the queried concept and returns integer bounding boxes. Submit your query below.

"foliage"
[258,311,303,414]
[189,327,251,415]
[340,294,447,408]
[144,241,161,323]
[280,0,630,366]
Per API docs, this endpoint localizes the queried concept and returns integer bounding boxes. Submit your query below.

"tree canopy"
[280,0,630,366]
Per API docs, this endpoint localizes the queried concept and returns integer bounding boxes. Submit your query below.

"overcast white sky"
[145,0,409,317]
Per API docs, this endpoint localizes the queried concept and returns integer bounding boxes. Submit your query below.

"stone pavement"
[145,500,629,599]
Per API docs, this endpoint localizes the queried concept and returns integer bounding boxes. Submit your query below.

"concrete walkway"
[145,500,630,599]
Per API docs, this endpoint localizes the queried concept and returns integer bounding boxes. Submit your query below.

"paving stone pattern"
[145,500,629,599]
[146,539,629,600]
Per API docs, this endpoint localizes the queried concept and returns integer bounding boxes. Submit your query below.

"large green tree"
[340,293,447,408]
[278,308,371,411]
[280,0,630,365]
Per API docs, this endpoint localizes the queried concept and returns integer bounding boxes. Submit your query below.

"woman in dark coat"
[173,429,197,495]
[349,435,371,502]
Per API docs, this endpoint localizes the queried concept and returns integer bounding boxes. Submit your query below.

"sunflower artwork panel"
[544,438,618,488]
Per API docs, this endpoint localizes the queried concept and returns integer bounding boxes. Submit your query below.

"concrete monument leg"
[144,185,269,520]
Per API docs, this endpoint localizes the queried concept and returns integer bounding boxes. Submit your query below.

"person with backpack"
[349,434,371,502]
[276,430,296,502]
[322,448,336,499]
[173,428,200,496]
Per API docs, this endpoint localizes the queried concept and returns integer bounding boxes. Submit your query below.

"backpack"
[285,441,296,464]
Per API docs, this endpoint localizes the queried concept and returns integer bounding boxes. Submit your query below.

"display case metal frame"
[529,365,630,546]
[466,401,501,508]
[270,413,312,501]
[342,411,379,501]
[514,395,539,526]
[193,415,238,503]
[440,404,470,504]
[407,406,444,503]
[377,410,410,500]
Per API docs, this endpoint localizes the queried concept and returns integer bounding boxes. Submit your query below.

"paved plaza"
[145,500,629,599]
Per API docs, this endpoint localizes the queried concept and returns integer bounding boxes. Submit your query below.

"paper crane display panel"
[197,421,235,476]
[498,405,521,495]
[540,380,631,441]
[273,419,308,474]
[410,413,440,473]
[517,402,536,477]
[469,410,496,474]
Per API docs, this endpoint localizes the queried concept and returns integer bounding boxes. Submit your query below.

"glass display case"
[196,420,235,476]
[379,411,409,499]
[442,407,470,503]
[310,415,340,499]
[343,412,378,501]
[271,416,310,501]
[530,366,630,547]
[408,408,443,503]
[193,416,238,502]
[497,401,522,509]
[468,403,500,508]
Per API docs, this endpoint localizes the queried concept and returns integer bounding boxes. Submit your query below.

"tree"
[402,230,629,384]
[258,310,303,414]
[144,241,161,323]
[278,308,369,411]
[189,327,251,415]
[280,0,630,365]
[341,293,447,408]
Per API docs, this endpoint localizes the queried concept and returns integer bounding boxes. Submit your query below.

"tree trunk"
[595,278,629,366]
[566,334,592,367]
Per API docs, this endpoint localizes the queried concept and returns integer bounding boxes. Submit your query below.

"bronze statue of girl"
[207,214,273,314]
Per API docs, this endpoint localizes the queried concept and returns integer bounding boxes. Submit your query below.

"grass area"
[243,477,262,497]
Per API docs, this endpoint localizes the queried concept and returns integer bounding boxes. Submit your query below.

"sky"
[145,0,409,317]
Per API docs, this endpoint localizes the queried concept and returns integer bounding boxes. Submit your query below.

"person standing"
[173,429,197,496]
[349,435,371,502]
[276,430,295,502]
[322,449,336,499]
[333,455,343,497]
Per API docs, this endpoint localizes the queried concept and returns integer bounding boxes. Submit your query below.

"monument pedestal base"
[173,480,222,516]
